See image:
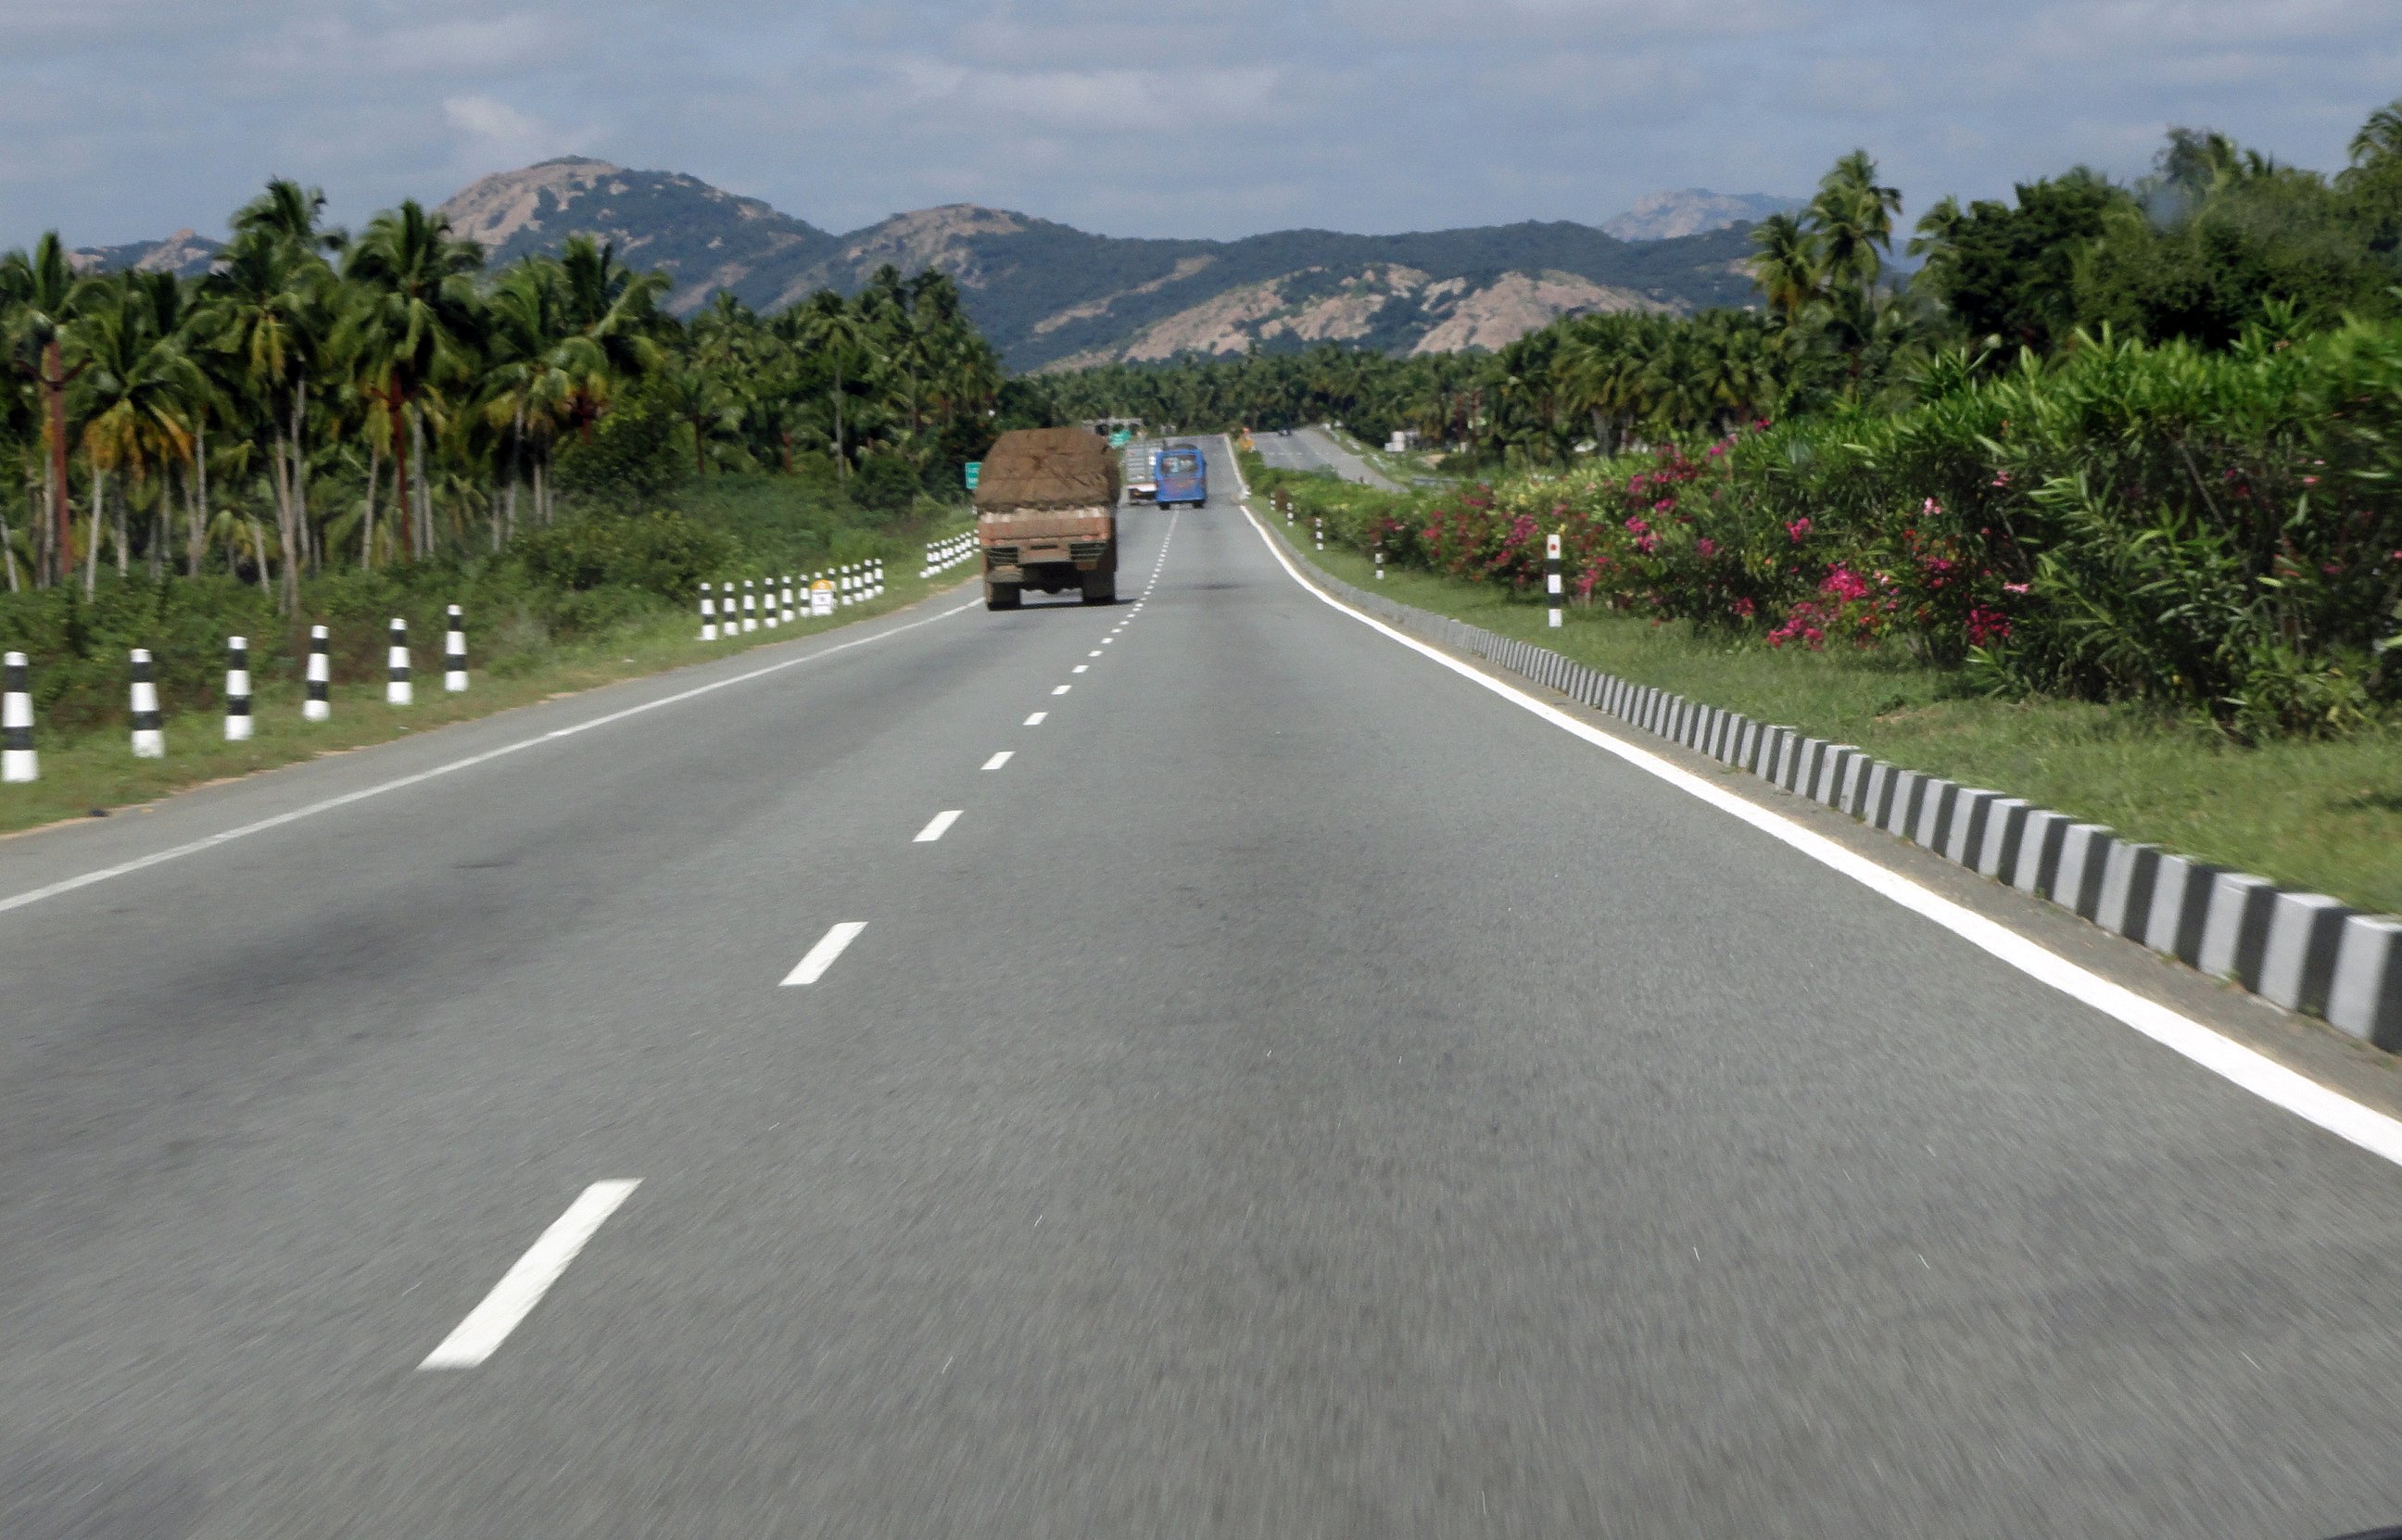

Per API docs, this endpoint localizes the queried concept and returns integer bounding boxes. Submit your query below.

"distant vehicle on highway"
[1154,444,1207,509]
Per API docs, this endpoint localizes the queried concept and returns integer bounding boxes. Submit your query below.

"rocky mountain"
[70,228,221,278]
[432,161,1764,368]
[75,162,1773,370]
[1602,189,1800,242]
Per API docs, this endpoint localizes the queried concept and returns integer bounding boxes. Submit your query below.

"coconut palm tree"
[69,276,204,595]
[0,233,93,585]
[335,200,486,560]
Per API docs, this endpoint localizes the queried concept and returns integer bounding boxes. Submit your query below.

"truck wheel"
[1193,496,1207,508]
[1081,573,1117,605]
[986,582,1021,611]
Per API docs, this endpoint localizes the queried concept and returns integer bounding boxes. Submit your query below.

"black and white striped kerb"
[699,582,718,641]
[2,650,34,783]
[386,618,412,706]
[225,636,253,742]
[1547,532,1563,629]
[444,605,468,692]
[305,625,331,720]
[129,649,164,758]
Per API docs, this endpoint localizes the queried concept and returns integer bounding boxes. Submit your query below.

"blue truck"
[1151,444,1207,509]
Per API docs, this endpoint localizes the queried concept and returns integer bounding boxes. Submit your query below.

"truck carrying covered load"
[974,427,1122,609]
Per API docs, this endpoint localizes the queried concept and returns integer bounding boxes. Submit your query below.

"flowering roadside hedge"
[1278,322,2402,739]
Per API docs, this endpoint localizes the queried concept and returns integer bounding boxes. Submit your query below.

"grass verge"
[1253,501,2402,916]
[0,540,974,839]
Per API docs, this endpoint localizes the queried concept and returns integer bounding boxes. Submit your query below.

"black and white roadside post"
[763,577,779,629]
[129,649,164,758]
[781,575,796,624]
[386,618,413,705]
[3,650,34,783]
[1375,535,1385,581]
[1547,531,1563,629]
[1314,514,1323,552]
[699,581,718,641]
[304,625,331,721]
[742,579,758,632]
[225,636,253,741]
[443,605,468,692]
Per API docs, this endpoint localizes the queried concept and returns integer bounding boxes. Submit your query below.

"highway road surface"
[1254,423,1408,490]
[7,435,2402,1538]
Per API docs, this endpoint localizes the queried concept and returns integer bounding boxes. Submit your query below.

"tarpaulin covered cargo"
[972,428,1122,512]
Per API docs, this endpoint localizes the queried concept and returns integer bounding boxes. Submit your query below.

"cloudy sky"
[3,0,2394,247]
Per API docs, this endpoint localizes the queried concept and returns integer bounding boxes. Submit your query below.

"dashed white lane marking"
[914,810,962,843]
[1088,650,1103,657]
[1101,637,1114,644]
[981,751,1013,770]
[0,599,981,918]
[420,1180,640,1370]
[1024,712,1047,726]
[1052,685,1071,695]
[1072,664,1088,674]
[781,921,869,986]
[1237,498,2402,1172]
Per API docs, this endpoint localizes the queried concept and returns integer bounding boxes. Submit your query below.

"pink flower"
[1922,497,1941,516]
[1991,472,2011,488]
[1697,537,1717,558]
[1731,596,1756,619]
[2003,581,2030,595]
[2301,475,2320,486]
[1785,518,1812,544]
[1653,499,1675,512]
[1625,517,1650,535]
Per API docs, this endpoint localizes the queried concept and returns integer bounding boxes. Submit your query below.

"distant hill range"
[1602,189,1801,242]
[70,160,1788,372]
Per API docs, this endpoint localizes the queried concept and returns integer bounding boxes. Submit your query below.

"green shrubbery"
[1267,316,2402,740]
[0,472,968,733]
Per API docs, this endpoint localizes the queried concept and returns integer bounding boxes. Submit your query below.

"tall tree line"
[0,183,1004,603]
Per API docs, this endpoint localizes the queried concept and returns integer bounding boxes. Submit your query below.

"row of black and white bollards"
[697,562,900,644]
[0,613,470,782]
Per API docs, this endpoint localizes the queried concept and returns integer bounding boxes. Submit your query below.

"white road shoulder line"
[1237,500,2402,1172]
[915,810,962,843]
[2,600,980,917]
[782,921,869,986]
[419,1180,639,1370]
[981,751,1013,770]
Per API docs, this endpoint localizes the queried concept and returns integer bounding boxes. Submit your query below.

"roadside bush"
[1265,313,2402,738]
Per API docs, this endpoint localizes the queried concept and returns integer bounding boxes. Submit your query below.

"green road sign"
[964,461,981,489]
[1108,430,1131,448]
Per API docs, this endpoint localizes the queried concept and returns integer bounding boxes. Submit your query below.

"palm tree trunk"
[501,403,523,551]
[361,439,381,571]
[44,341,70,588]
[188,428,209,578]
[289,378,312,579]
[411,410,430,557]
[272,426,298,613]
[83,467,106,600]
[832,361,846,480]
[0,507,18,593]
[249,517,272,598]
[115,485,129,577]
[533,453,547,526]
[389,396,412,560]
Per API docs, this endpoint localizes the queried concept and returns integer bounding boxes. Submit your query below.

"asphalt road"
[1254,423,1408,490]
[6,437,2402,1538]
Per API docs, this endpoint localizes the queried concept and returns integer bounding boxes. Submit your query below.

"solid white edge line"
[1,600,982,917]
[1024,712,1046,726]
[1235,498,2402,1171]
[914,809,963,843]
[782,920,869,987]
[981,751,1013,770]
[419,1180,640,1369]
